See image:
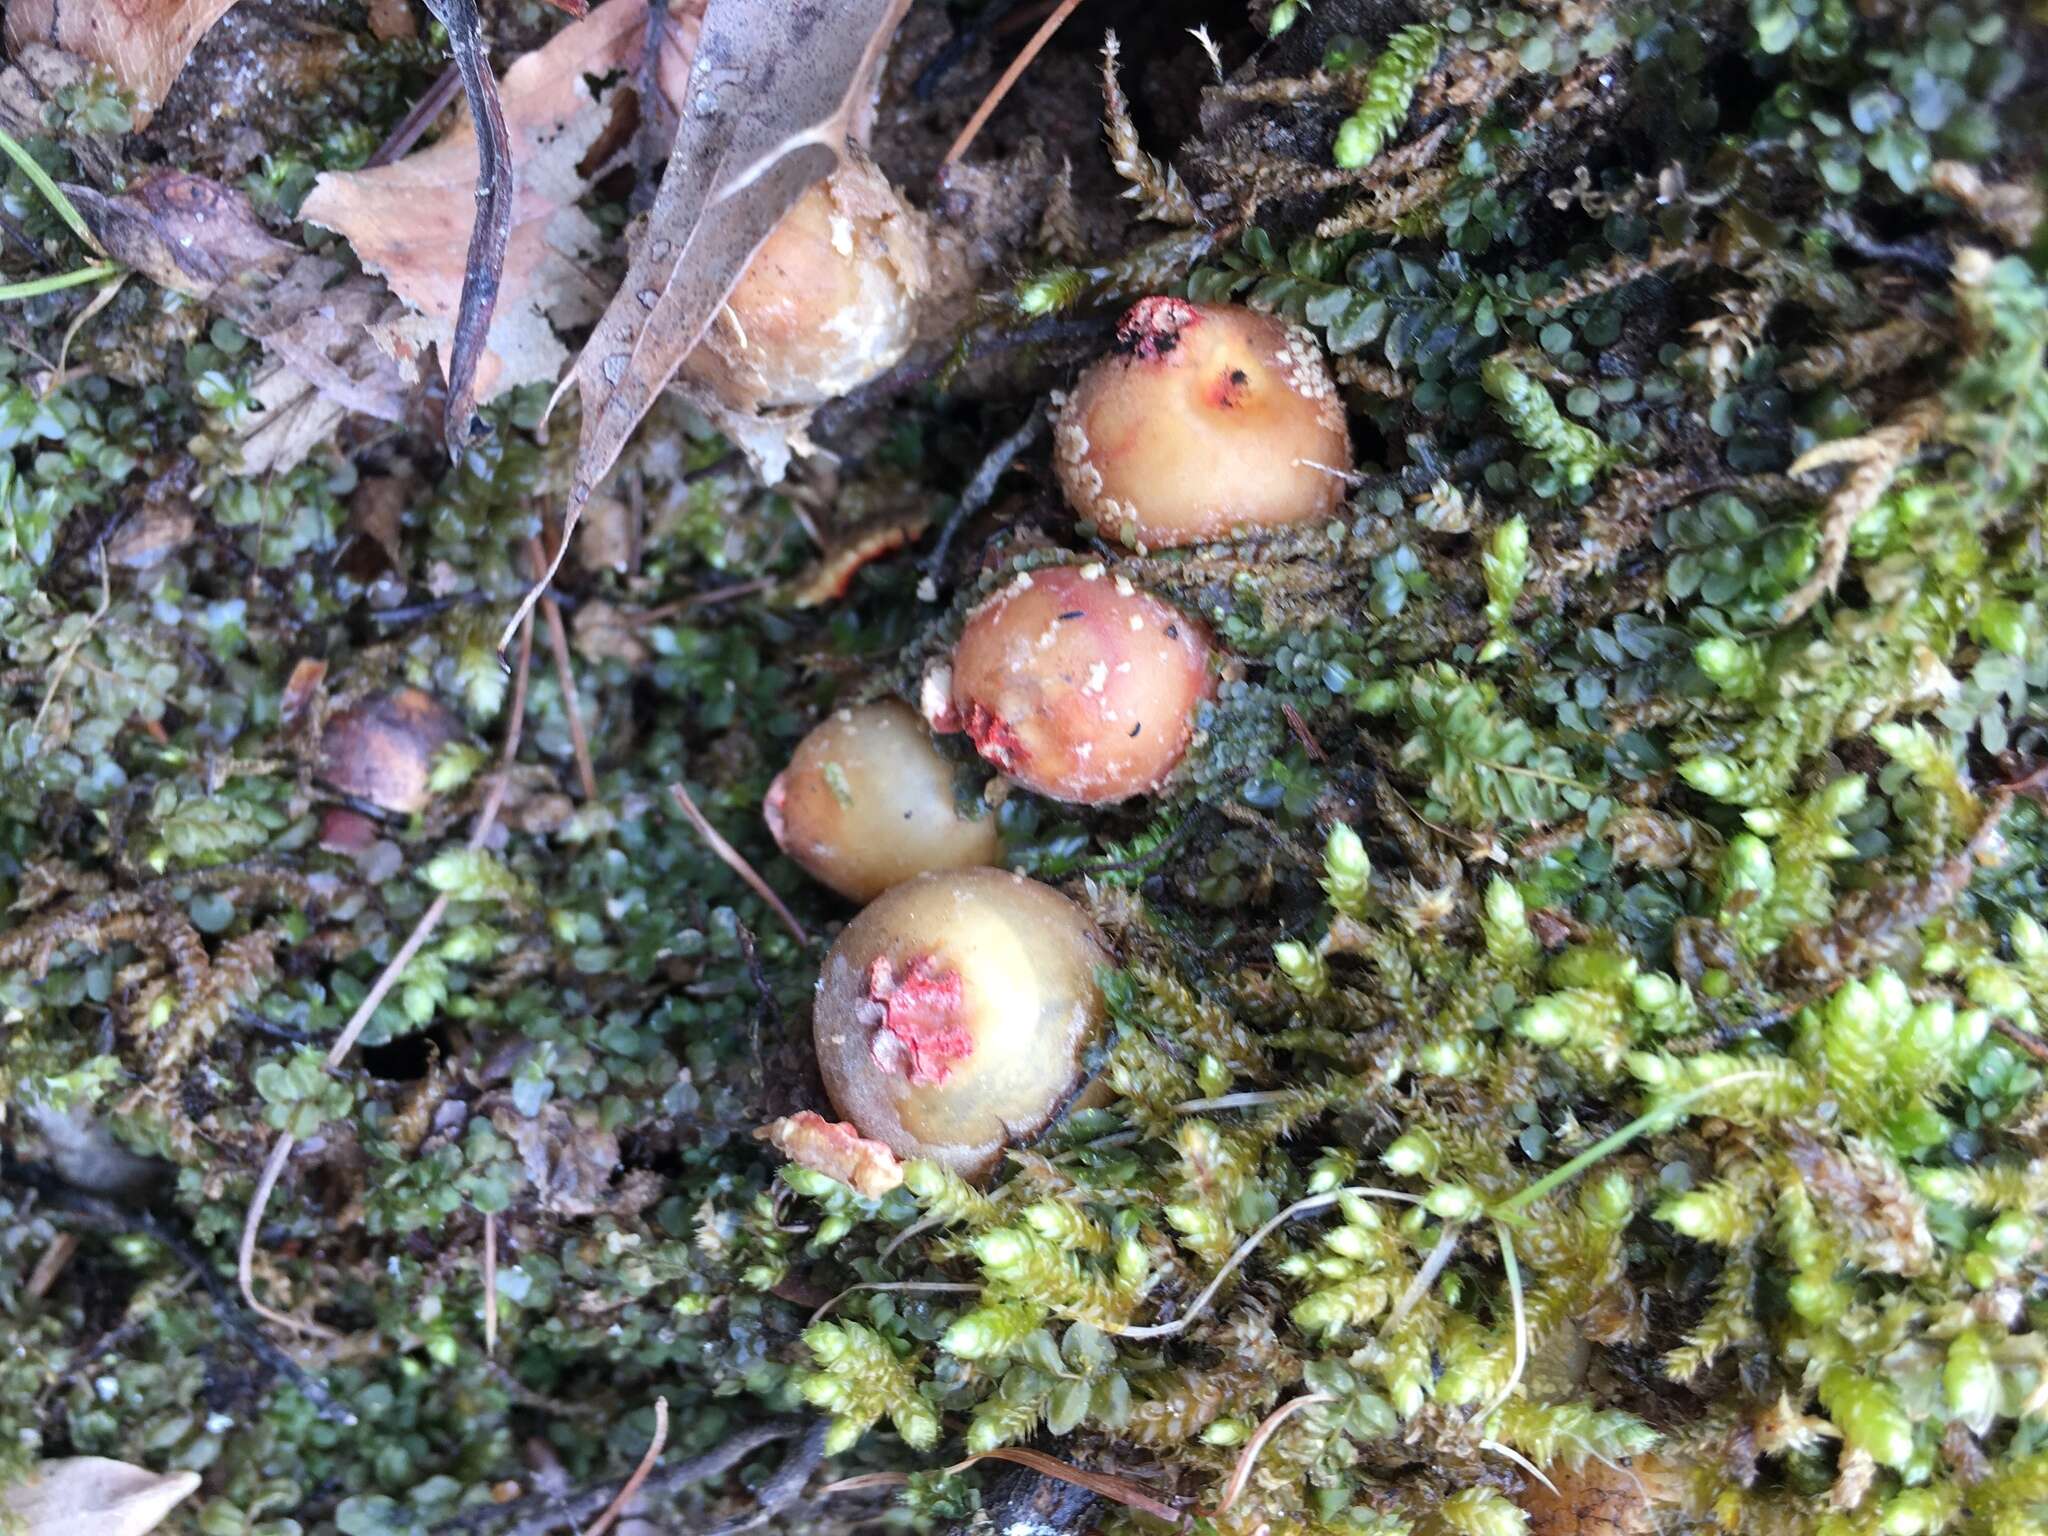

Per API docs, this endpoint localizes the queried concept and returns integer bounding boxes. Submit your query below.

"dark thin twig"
[365,593,485,625]
[1992,1015,2048,1064]
[433,1419,809,1535]
[1819,209,1953,279]
[913,0,1026,99]
[365,64,462,168]
[526,535,598,801]
[628,577,776,626]
[815,311,1121,435]
[631,0,679,215]
[425,0,514,459]
[0,1154,355,1424]
[0,207,49,267]
[736,923,781,1035]
[699,1422,830,1536]
[233,1006,324,1045]
[921,409,1046,598]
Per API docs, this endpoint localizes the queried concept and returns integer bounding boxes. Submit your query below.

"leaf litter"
[303,0,702,443]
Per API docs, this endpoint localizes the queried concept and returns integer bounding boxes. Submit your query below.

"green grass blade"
[1493,1069,1772,1219]
[0,262,120,301]
[0,123,105,257]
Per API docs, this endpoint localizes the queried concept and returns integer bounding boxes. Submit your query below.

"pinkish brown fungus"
[938,564,1212,806]
[765,699,1000,902]
[317,687,464,817]
[813,868,1110,1181]
[1053,297,1352,549]
[681,161,931,414]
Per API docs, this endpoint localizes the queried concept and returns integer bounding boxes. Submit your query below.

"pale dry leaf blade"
[509,0,910,652]
[65,170,412,474]
[0,1457,202,1536]
[302,1,696,417]
[5,0,238,126]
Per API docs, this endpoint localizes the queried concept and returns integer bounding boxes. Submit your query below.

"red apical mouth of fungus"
[866,955,972,1085]
[965,701,1027,773]
[1117,296,1200,361]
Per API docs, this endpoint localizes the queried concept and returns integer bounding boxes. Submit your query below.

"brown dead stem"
[1777,396,1945,626]
[1214,1392,1334,1517]
[424,0,513,459]
[942,0,1087,170]
[584,1397,668,1536]
[366,64,461,168]
[665,782,811,946]
[526,534,598,800]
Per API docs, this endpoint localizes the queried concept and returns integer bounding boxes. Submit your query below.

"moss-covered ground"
[4,2,2048,1535]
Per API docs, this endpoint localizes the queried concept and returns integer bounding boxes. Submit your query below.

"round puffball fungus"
[317,687,464,817]
[682,159,932,412]
[813,868,1110,1181]
[764,699,1000,902]
[1053,297,1351,549]
[941,564,1211,805]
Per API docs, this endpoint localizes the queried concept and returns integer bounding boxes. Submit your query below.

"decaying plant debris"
[2,2,2048,1536]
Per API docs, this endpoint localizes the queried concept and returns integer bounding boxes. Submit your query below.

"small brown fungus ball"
[939,564,1211,805]
[317,687,463,817]
[813,868,1109,1181]
[1054,297,1351,549]
[764,699,1001,902]
[682,160,931,412]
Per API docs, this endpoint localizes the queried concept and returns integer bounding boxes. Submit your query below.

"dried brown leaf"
[5,0,237,126]
[302,0,700,415]
[1517,1454,1682,1536]
[0,1457,201,1536]
[490,1098,660,1217]
[517,0,912,649]
[66,170,411,470]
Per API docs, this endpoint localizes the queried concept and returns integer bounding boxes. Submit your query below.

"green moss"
[3,4,2048,1535]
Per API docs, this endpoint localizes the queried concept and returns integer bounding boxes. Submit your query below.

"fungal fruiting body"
[756,1110,905,1198]
[682,159,931,413]
[317,687,464,816]
[813,869,1109,1180]
[1053,297,1351,548]
[764,699,1000,902]
[940,565,1212,805]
